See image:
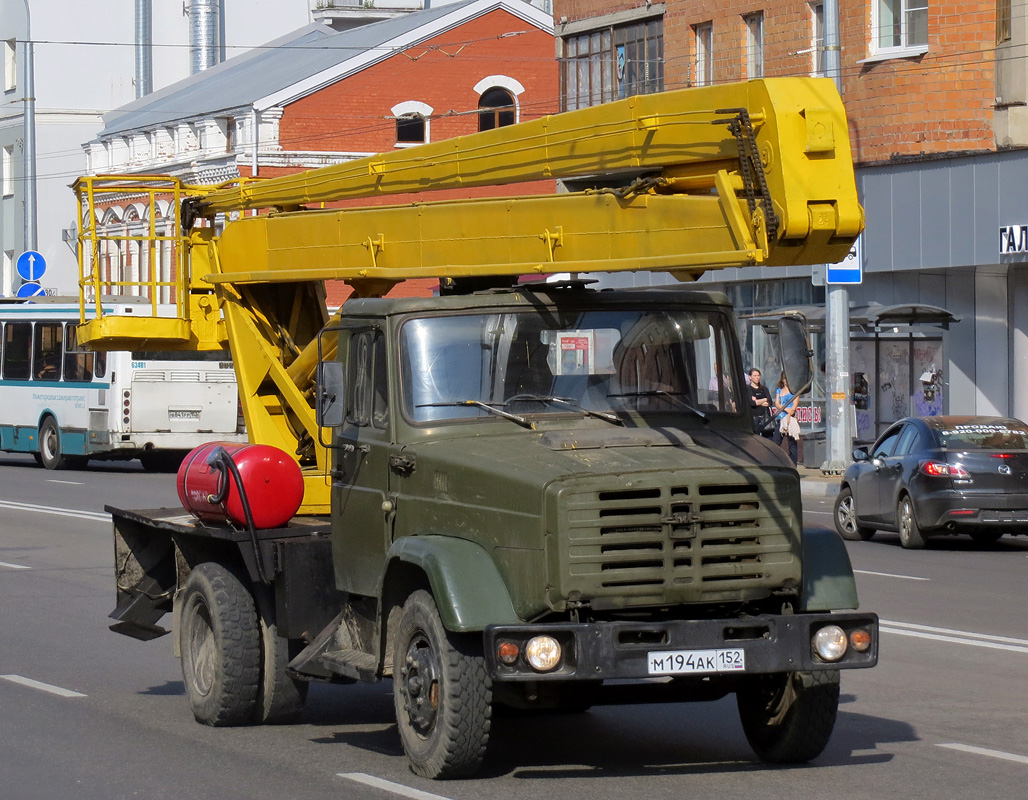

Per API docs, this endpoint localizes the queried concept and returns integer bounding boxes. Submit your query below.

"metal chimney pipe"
[134,0,153,98]
[189,0,221,74]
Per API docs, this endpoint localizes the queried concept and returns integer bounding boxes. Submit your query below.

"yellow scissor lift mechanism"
[73,77,864,514]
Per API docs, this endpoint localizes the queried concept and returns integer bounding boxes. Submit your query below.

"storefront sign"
[999,225,1028,253]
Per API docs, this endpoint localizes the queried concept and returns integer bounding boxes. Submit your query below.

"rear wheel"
[737,670,840,763]
[393,590,492,779]
[897,495,927,549]
[179,562,261,726]
[833,487,876,541]
[969,530,1003,546]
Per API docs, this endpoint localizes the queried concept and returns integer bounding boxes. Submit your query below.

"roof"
[743,302,961,331]
[100,0,553,138]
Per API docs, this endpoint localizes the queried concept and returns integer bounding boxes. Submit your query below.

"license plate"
[168,409,201,420]
[647,648,746,675]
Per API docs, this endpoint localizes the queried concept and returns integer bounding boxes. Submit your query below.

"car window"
[894,425,920,456]
[938,421,1028,450]
[872,428,902,458]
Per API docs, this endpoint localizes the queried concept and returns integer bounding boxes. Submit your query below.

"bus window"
[34,323,63,380]
[3,322,31,380]
[64,324,101,382]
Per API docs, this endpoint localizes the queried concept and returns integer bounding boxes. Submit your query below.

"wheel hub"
[401,633,440,736]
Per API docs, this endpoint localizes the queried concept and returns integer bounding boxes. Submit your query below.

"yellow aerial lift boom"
[73,78,863,512]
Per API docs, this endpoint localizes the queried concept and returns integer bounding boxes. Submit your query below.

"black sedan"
[833,416,1028,548]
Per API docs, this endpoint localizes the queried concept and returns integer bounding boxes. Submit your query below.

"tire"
[897,495,927,549]
[393,589,492,779]
[38,417,87,470]
[833,487,876,541]
[737,670,841,763]
[969,530,1003,546]
[252,586,308,725]
[179,562,261,727]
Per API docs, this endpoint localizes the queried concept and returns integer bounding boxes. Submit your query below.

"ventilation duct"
[189,0,221,74]
[134,0,152,98]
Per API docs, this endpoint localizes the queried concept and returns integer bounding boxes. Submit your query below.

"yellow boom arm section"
[73,77,863,512]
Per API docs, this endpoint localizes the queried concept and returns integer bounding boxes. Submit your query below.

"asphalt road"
[2,454,1027,799]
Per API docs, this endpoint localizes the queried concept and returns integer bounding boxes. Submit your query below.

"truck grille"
[554,477,800,607]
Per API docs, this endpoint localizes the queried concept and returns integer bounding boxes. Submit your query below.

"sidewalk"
[797,466,843,499]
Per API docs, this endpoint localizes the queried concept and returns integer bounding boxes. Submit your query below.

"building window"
[810,3,826,76]
[478,88,516,131]
[744,13,764,79]
[873,0,928,54]
[997,0,1011,44]
[3,39,15,92]
[560,17,663,111]
[2,145,13,197]
[391,101,433,147]
[694,22,713,87]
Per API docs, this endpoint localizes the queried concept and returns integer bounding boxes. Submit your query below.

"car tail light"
[920,460,970,478]
[991,453,1014,459]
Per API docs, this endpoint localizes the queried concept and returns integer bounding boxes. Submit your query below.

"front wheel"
[897,495,927,549]
[393,590,492,779]
[38,417,86,470]
[833,487,876,541]
[179,562,261,726]
[737,670,840,763]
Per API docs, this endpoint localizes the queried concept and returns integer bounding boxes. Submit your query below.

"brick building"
[552,0,1028,447]
[85,0,557,302]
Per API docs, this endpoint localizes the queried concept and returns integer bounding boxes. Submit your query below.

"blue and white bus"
[0,299,245,470]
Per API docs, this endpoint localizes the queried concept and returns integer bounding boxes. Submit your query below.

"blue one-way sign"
[17,250,47,282]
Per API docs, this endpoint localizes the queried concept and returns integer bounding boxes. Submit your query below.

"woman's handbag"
[759,409,780,434]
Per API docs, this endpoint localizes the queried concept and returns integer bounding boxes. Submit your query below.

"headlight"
[524,636,562,672]
[812,625,848,662]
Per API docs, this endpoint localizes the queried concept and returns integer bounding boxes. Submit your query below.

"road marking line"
[881,620,1028,646]
[338,773,453,800]
[0,561,31,570]
[47,480,84,485]
[1,675,86,698]
[0,500,108,522]
[880,627,1028,654]
[937,743,1028,765]
[855,569,930,581]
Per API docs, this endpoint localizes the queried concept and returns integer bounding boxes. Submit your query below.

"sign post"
[822,234,862,473]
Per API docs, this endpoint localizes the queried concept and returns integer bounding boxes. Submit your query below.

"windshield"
[400,307,741,423]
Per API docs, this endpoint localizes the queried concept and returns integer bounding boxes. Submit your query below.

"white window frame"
[2,145,13,197]
[744,12,764,80]
[865,0,929,62]
[3,39,15,93]
[391,101,433,148]
[810,2,826,77]
[694,22,713,87]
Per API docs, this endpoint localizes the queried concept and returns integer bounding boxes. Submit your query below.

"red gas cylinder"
[177,442,304,529]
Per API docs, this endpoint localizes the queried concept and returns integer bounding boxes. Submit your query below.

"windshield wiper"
[417,400,534,429]
[607,390,709,421]
[504,393,624,426]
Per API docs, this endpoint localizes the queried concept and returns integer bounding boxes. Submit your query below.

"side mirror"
[777,315,814,395]
[852,447,869,462]
[316,361,346,428]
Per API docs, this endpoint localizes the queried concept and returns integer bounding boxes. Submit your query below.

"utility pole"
[820,0,852,474]
[22,0,38,254]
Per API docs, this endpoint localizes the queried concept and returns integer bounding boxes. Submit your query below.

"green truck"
[109,282,877,779]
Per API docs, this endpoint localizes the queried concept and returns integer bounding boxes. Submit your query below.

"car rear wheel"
[969,530,1003,546]
[897,495,927,549]
[833,487,876,541]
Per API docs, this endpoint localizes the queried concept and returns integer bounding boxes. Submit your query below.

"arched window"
[478,87,516,132]
[391,101,433,146]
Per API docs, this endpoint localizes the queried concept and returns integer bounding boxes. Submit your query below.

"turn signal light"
[849,628,872,653]
[496,641,520,665]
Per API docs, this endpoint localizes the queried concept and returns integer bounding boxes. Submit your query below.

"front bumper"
[484,612,878,681]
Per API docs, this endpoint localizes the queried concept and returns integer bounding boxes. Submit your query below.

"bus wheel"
[39,417,83,470]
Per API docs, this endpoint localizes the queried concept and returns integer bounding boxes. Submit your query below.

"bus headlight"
[812,625,848,662]
[524,636,562,672]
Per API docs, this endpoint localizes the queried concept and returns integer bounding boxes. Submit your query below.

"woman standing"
[773,371,800,464]
[747,368,774,438]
